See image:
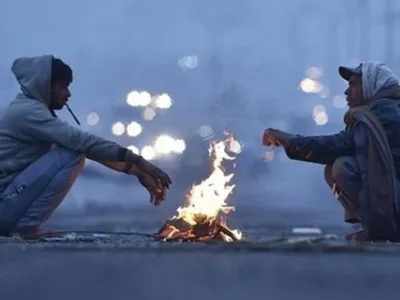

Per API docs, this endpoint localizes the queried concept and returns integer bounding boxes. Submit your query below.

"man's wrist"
[124,149,144,165]
[278,133,296,149]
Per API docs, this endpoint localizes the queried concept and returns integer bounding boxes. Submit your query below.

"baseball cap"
[338,64,362,81]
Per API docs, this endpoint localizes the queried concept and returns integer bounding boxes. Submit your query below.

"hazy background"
[1,0,399,228]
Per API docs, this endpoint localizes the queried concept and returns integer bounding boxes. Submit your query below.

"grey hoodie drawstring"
[65,104,81,126]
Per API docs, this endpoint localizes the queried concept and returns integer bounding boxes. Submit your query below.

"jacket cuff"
[123,148,143,164]
[118,147,128,161]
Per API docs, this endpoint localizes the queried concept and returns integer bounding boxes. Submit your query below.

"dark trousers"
[325,156,361,224]
[0,146,84,235]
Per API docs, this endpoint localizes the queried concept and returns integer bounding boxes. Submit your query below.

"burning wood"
[157,135,242,242]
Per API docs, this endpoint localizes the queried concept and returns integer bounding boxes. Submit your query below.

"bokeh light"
[299,78,323,94]
[314,112,329,125]
[126,91,140,107]
[154,93,173,109]
[141,145,156,160]
[173,139,186,154]
[126,121,143,137]
[312,105,329,126]
[313,104,326,115]
[86,112,100,126]
[126,90,152,107]
[154,135,175,155]
[138,91,152,106]
[127,145,140,155]
[143,107,157,121]
[178,55,199,70]
[112,122,125,136]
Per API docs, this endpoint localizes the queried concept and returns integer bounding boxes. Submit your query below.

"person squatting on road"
[263,62,400,242]
[0,55,171,238]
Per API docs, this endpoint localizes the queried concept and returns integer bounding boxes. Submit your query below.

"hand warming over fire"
[137,172,166,206]
[136,159,172,206]
[262,128,294,148]
[97,157,171,206]
[121,150,172,205]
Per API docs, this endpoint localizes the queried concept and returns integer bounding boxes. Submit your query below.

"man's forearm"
[284,130,354,165]
[97,160,142,176]
[96,151,144,176]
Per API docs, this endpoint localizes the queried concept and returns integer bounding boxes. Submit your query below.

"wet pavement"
[2,230,400,255]
[1,205,400,299]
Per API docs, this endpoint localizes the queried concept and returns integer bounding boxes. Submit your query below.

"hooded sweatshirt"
[0,55,128,194]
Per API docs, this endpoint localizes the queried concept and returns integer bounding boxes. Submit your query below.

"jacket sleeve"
[284,129,355,165]
[15,102,128,162]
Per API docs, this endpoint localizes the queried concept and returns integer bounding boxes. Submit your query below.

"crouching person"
[0,55,171,238]
[263,62,400,242]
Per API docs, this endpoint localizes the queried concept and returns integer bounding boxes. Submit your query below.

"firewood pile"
[157,215,240,242]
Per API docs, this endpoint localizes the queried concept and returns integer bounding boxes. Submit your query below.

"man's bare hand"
[262,128,294,148]
[138,159,172,189]
[263,128,280,146]
[136,159,172,206]
[98,155,172,206]
[137,172,166,206]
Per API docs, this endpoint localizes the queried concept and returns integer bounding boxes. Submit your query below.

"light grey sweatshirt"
[0,55,128,193]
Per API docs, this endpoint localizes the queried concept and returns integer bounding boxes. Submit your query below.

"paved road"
[1,206,398,300]
[1,245,399,300]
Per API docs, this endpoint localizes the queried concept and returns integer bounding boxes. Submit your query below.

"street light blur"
[154,94,173,109]
[141,145,156,160]
[86,112,100,126]
[112,122,125,136]
[126,121,143,137]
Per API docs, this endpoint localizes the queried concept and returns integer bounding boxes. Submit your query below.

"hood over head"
[361,62,400,101]
[11,55,53,106]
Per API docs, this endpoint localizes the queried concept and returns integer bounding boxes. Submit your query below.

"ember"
[157,135,242,242]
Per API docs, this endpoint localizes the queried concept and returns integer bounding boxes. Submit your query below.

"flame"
[168,135,242,241]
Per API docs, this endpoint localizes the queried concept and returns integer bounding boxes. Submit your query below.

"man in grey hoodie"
[263,62,400,242]
[0,55,171,237]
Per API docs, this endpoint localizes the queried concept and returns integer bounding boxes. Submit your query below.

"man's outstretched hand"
[136,159,172,206]
[98,154,172,206]
[137,172,166,206]
[262,128,294,148]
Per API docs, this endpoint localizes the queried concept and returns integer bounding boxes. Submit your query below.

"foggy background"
[1,0,399,228]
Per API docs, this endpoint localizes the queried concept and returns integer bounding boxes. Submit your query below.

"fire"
[157,135,242,242]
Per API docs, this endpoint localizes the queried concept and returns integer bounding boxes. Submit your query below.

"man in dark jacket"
[0,55,171,238]
[263,62,400,241]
